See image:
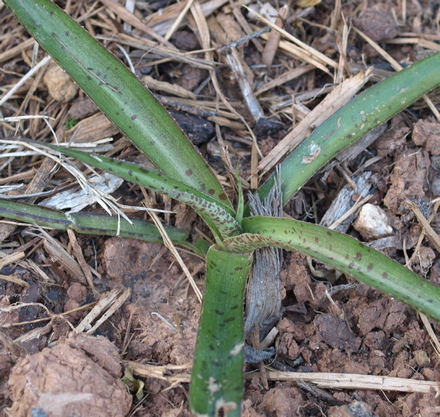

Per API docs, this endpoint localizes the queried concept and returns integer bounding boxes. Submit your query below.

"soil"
[1,1,440,416]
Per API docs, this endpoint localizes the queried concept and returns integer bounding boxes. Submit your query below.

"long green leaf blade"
[227,217,440,322]
[190,246,253,417]
[3,0,230,208]
[256,52,440,206]
[0,199,190,246]
[35,142,241,238]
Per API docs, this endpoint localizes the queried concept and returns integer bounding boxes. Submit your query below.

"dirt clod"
[412,119,440,155]
[354,4,399,41]
[7,333,132,417]
[44,64,78,103]
[257,387,306,417]
[328,400,377,417]
[314,314,361,353]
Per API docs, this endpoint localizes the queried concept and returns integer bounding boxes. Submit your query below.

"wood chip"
[258,70,372,175]
[262,5,288,67]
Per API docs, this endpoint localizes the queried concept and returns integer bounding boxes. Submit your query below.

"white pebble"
[353,203,393,240]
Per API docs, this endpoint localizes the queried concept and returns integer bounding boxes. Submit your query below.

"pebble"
[44,64,78,102]
[353,203,393,240]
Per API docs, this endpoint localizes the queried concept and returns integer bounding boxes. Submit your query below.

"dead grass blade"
[0,38,34,63]
[99,0,174,47]
[39,229,87,284]
[76,287,131,333]
[0,273,28,286]
[261,5,288,67]
[0,56,51,107]
[164,0,195,41]
[406,199,440,253]
[109,33,216,70]
[124,360,191,385]
[146,0,228,36]
[119,365,440,395]
[67,229,96,293]
[141,75,196,99]
[254,65,315,96]
[250,371,440,395]
[419,313,440,358]
[246,5,338,71]
[147,200,203,303]
[384,37,440,52]
[0,249,25,270]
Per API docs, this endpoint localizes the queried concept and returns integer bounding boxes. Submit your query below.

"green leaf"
[32,142,241,239]
[225,216,440,322]
[3,0,230,208]
[190,246,253,417]
[256,52,440,206]
[0,199,193,248]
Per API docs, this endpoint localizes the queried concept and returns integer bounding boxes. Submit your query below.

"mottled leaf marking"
[35,142,239,238]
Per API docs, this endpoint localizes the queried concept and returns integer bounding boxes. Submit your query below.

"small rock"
[413,350,430,368]
[353,203,393,240]
[63,299,81,320]
[328,400,378,417]
[44,64,78,102]
[416,246,436,275]
[355,4,399,41]
[431,172,440,196]
[258,387,306,416]
[171,30,200,50]
[66,282,87,303]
